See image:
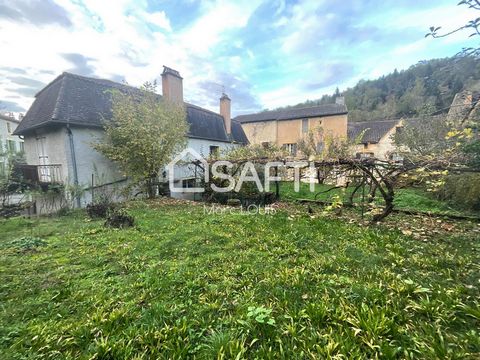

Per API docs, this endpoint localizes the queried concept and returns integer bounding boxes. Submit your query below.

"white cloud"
[1,0,477,116]
[389,3,475,43]
[176,0,262,55]
[143,11,172,32]
[0,0,264,114]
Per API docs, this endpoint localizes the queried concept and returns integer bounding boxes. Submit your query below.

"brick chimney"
[161,66,183,104]
[220,93,231,135]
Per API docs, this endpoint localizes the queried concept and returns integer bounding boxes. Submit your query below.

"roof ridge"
[185,103,222,117]
[51,75,67,121]
[62,72,139,92]
[281,103,345,112]
[241,103,345,117]
[34,72,66,98]
[349,119,400,126]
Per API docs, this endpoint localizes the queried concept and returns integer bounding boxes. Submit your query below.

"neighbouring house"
[234,98,348,156]
[348,119,403,161]
[446,90,480,125]
[13,67,248,211]
[0,113,24,175]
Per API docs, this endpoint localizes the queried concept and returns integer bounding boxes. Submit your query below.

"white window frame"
[36,137,51,182]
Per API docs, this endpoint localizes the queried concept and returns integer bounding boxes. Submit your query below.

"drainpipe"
[67,125,81,208]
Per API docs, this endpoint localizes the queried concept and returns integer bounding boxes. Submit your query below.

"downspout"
[67,125,81,208]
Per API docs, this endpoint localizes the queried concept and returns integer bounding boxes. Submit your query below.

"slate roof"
[348,119,400,144]
[234,103,348,123]
[14,72,248,144]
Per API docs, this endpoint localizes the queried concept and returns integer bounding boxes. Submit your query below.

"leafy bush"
[6,236,47,253]
[104,209,134,228]
[246,306,276,326]
[56,206,71,217]
[0,204,23,218]
[86,199,115,219]
[203,163,276,206]
[436,173,480,211]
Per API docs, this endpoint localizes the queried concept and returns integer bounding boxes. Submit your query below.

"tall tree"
[94,83,189,198]
[274,56,480,121]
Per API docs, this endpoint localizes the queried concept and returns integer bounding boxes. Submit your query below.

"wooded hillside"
[279,56,480,122]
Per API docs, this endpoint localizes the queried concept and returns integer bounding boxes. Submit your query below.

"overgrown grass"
[0,200,479,359]
[279,181,478,217]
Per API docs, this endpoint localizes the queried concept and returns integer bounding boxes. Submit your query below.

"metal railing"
[16,164,63,184]
[38,164,63,184]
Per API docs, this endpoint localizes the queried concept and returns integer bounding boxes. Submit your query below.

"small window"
[6,122,11,134]
[7,140,15,152]
[182,178,196,189]
[19,142,25,153]
[389,153,403,162]
[209,145,219,157]
[284,143,297,156]
[302,119,309,133]
[316,142,324,153]
[357,152,374,159]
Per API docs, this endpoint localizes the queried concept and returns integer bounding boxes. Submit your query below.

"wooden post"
[275,166,280,200]
[361,172,366,219]
[91,173,94,203]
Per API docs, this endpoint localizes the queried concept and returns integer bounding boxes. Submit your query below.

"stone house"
[348,119,402,160]
[0,113,24,174]
[446,90,480,125]
[234,98,348,156]
[13,67,248,209]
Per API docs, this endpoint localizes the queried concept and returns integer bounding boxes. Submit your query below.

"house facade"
[13,67,248,209]
[0,113,24,174]
[348,119,402,160]
[234,98,348,156]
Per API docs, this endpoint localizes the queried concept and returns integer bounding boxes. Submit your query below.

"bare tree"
[426,0,480,57]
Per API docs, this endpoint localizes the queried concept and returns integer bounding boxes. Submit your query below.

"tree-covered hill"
[278,56,480,122]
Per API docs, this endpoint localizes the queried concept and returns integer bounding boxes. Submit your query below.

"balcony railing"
[16,164,63,184]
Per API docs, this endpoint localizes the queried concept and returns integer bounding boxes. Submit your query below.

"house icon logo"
[167,148,209,193]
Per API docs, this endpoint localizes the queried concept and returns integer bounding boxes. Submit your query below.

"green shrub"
[104,209,134,228]
[436,173,480,211]
[86,198,115,219]
[6,236,47,252]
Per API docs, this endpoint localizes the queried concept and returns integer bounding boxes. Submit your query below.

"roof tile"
[14,72,248,144]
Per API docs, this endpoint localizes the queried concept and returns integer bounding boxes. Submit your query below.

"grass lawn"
[279,181,479,217]
[1,199,479,359]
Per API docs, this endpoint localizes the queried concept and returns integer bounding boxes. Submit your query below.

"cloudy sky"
[0,0,477,116]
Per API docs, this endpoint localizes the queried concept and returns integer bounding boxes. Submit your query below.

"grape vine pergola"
[194,157,480,223]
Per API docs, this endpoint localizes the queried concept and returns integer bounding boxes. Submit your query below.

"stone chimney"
[335,96,345,106]
[161,66,183,104]
[220,93,231,135]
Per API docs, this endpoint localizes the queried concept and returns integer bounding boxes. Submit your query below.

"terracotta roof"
[233,103,348,123]
[14,72,248,144]
[348,119,400,144]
